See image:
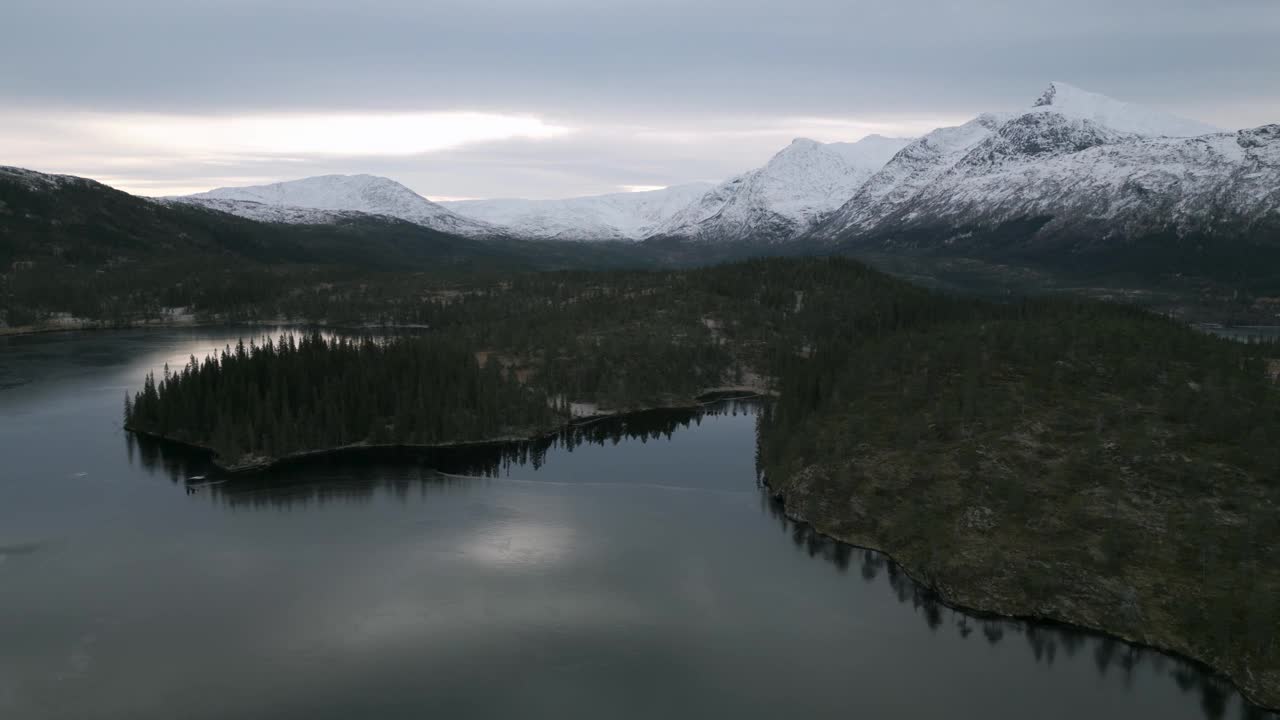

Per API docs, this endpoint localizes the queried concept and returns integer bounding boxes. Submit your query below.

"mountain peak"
[1030,81,1222,137]
[179,174,498,236]
[1033,80,1090,108]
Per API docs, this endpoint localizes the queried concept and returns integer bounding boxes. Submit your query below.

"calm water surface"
[0,328,1273,720]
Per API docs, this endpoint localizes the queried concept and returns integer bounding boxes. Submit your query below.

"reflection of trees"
[860,549,881,582]
[129,400,759,507]
[831,543,852,572]
[1026,625,1057,666]
[982,620,1005,645]
[1095,637,1118,676]
[129,432,214,485]
[129,399,1277,720]
[1200,678,1228,720]
[919,593,943,631]
[759,476,1276,720]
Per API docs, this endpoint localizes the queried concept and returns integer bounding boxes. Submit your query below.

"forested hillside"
[0,166,649,329]
[758,296,1280,710]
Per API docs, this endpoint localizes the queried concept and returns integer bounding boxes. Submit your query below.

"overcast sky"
[3,0,1277,199]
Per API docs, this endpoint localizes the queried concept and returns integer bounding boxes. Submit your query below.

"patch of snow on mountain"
[813,115,1008,238]
[813,83,1233,243]
[178,175,498,236]
[442,183,714,241]
[1032,81,1222,138]
[161,197,373,225]
[816,109,1279,251]
[656,134,912,242]
[0,165,93,191]
[903,121,1279,231]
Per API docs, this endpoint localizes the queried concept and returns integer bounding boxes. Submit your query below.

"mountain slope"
[654,135,912,243]
[0,166,559,272]
[811,115,1010,240]
[806,84,1279,284]
[2,165,662,327]
[442,183,714,241]
[814,83,1232,243]
[1032,81,1223,137]
[843,121,1280,279]
[175,174,500,237]
[155,196,374,225]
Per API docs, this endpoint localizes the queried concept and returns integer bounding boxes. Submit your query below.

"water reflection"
[759,492,1274,720]
[128,401,759,506]
[123,398,1276,720]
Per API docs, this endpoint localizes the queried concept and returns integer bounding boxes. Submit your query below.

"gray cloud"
[3,0,1277,198]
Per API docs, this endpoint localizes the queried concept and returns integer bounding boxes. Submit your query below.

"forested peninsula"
[124,257,1280,710]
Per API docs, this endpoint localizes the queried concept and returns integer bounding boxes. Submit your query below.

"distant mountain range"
[0,166,644,275]
[6,81,1278,292]
[161,83,1274,259]
[169,135,912,245]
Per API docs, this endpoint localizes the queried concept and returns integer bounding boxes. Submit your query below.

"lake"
[0,328,1272,719]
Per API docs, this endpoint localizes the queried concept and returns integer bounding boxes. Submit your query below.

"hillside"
[655,135,911,243]
[0,166,649,329]
[759,294,1280,711]
[808,86,1280,293]
[0,166,519,269]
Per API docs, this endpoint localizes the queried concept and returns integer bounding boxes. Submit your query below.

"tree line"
[126,332,561,462]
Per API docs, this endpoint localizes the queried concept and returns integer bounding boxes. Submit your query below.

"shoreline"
[8,310,1280,340]
[125,387,771,474]
[121,368,1277,712]
[763,478,1280,714]
[0,316,436,339]
[1,318,205,338]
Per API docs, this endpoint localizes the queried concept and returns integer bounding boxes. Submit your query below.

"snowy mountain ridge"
[810,84,1277,263]
[174,174,500,236]
[651,134,913,243]
[157,82,1259,257]
[441,183,714,241]
[438,135,912,243]
[1,165,94,191]
[1030,81,1222,137]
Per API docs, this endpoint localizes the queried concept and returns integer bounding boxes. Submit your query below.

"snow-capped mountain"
[155,81,1268,266]
[443,134,910,244]
[441,183,714,241]
[811,114,1011,239]
[1030,81,1222,137]
[809,82,1276,257]
[654,134,912,243]
[173,174,499,236]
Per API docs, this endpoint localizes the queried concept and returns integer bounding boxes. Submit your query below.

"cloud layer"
[4,0,1277,198]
